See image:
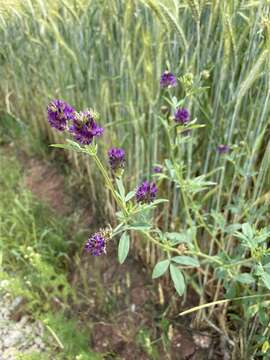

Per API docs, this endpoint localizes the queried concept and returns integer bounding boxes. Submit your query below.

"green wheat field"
[0,1,270,359]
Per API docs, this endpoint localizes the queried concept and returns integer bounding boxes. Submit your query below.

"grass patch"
[0,148,101,359]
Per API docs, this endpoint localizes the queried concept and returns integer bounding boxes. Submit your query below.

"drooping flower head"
[84,232,106,256]
[108,148,125,173]
[174,108,190,125]
[217,144,229,154]
[136,181,157,203]
[160,71,177,88]
[47,99,75,131]
[153,166,162,174]
[69,109,103,145]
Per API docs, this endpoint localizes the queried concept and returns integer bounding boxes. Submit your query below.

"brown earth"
[25,158,70,215]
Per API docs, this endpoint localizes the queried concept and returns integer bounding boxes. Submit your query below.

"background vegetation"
[1,0,270,359]
[0,146,102,359]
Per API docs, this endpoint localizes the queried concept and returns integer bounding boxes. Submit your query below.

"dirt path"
[25,158,71,216]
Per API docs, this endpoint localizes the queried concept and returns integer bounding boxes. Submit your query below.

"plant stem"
[179,293,270,316]
[141,231,222,266]
[91,152,128,217]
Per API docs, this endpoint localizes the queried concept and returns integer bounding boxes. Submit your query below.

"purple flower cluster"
[69,110,103,145]
[108,148,125,171]
[84,232,106,256]
[217,144,229,154]
[47,99,76,131]
[136,181,157,203]
[174,108,190,125]
[153,166,162,174]
[160,71,177,88]
[159,72,191,126]
[47,100,103,145]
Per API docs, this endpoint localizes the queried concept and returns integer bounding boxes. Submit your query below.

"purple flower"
[69,110,103,145]
[84,232,106,256]
[108,148,125,171]
[160,71,177,88]
[153,166,162,173]
[217,144,230,154]
[47,99,75,131]
[174,108,190,124]
[136,181,157,203]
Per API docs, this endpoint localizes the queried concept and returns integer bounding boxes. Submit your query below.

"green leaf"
[50,141,84,153]
[139,199,168,212]
[116,178,125,200]
[153,228,165,242]
[115,210,125,221]
[128,223,151,231]
[125,191,135,202]
[151,199,169,205]
[165,231,191,244]
[164,159,173,171]
[242,223,253,239]
[262,341,270,354]
[225,224,242,234]
[256,229,270,244]
[118,232,130,264]
[169,264,185,296]
[234,273,255,284]
[261,271,270,290]
[254,263,264,277]
[112,223,124,236]
[50,143,77,151]
[235,223,257,250]
[152,259,170,279]
[66,139,82,149]
[172,256,199,267]
[187,124,206,130]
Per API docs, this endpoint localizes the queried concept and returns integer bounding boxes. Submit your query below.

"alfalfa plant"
[45,72,242,297]
[46,68,270,357]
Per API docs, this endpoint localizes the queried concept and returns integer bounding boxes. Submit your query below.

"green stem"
[91,152,128,216]
[176,170,200,252]
[141,231,222,266]
[224,258,253,268]
[166,108,200,252]
[179,293,270,316]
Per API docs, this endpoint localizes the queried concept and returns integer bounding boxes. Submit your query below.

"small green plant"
[42,312,101,360]
[137,328,159,359]
[16,353,49,360]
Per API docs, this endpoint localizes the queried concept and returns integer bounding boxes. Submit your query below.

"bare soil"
[25,158,71,215]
